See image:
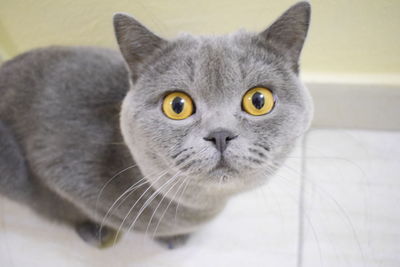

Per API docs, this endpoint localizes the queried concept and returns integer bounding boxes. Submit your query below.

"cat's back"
[0,46,131,173]
[0,46,134,210]
[0,46,129,122]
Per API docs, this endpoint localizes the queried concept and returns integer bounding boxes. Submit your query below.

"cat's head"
[115,2,313,195]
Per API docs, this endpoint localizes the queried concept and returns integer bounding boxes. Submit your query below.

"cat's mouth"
[209,157,238,175]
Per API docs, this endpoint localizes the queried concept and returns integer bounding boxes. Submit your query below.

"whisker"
[99,179,149,237]
[98,144,179,220]
[264,170,324,267]
[95,164,137,220]
[122,171,181,243]
[152,174,189,238]
[147,148,209,238]
[105,145,209,245]
[144,175,183,238]
[112,170,170,245]
[275,173,343,266]
[270,159,366,267]
[174,175,192,226]
[98,168,166,234]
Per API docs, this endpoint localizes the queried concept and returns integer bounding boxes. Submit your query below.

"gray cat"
[0,2,312,248]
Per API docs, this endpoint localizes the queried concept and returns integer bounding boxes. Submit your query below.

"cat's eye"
[242,87,275,116]
[162,92,194,120]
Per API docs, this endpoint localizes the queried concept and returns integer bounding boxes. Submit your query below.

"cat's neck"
[142,169,229,212]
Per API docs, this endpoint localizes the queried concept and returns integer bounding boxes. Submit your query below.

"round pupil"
[252,92,265,109]
[172,97,184,114]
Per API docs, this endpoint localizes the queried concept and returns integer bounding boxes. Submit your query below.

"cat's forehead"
[139,33,288,103]
[191,38,245,100]
[174,34,253,69]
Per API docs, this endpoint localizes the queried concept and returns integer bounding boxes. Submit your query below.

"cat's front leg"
[155,233,191,249]
[75,221,120,248]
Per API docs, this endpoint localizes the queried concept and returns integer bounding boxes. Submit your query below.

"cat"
[0,1,313,248]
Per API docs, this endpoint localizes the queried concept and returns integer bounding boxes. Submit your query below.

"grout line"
[296,130,310,267]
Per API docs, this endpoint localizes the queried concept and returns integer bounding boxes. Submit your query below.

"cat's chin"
[207,166,239,179]
[188,156,259,180]
[205,162,265,188]
[208,157,239,176]
[203,167,267,195]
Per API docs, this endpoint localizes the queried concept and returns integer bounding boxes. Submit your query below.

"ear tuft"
[113,13,168,80]
[259,1,311,73]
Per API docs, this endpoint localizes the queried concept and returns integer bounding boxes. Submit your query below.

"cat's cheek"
[119,92,151,157]
[120,104,135,146]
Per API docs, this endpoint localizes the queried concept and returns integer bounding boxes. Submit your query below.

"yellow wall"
[1,0,399,77]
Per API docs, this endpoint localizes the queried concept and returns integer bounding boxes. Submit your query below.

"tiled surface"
[300,129,400,267]
[0,147,302,267]
[1,129,399,266]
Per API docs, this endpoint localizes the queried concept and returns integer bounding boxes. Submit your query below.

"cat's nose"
[203,130,238,153]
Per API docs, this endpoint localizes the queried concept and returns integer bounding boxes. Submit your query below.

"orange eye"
[162,92,194,120]
[242,87,275,116]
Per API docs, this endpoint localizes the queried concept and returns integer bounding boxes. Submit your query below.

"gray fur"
[0,2,313,244]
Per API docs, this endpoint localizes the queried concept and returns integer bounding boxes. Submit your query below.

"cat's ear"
[259,1,311,73]
[113,13,168,80]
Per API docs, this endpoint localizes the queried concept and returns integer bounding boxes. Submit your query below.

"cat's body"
[0,47,220,237]
[0,47,134,224]
[0,2,312,247]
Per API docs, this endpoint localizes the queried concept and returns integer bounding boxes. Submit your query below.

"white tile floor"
[300,129,400,267]
[0,129,399,267]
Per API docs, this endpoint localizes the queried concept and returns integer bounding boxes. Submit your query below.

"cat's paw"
[155,234,190,249]
[75,221,119,248]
